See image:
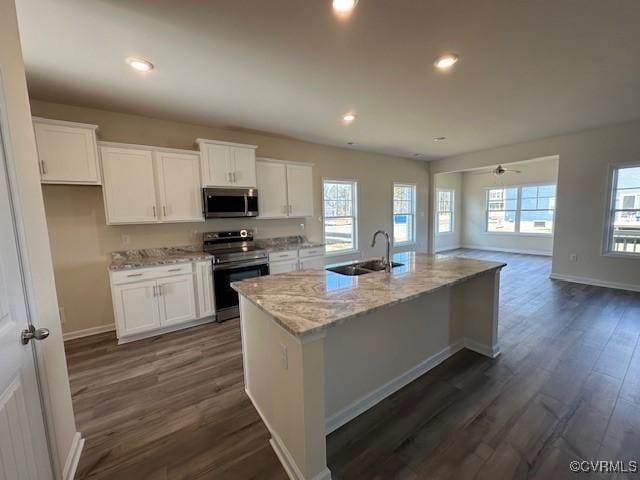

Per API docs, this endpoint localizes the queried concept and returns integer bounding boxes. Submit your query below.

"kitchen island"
[232,252,505,480]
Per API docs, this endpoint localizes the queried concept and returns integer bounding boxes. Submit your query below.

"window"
[607,164,640,255]
[486,184,556,234]
[436,189,454,234]
[323,180,357,253]
[393,183,416,244]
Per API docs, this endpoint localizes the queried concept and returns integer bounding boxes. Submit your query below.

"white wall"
[460,156,558,255]
[433,172,462,252]
[0,0,78,476]
[430,120,640,290]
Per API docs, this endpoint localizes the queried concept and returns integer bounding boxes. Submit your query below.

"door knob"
[21,325,50,345]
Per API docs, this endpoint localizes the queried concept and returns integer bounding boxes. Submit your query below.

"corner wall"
[430,120,640,290]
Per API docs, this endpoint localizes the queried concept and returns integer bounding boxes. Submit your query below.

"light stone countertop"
[109,246,213,271]
[232,252,506,338]
[255,235,324,252]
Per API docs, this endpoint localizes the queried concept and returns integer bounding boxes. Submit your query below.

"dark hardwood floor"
[65,249,640,479]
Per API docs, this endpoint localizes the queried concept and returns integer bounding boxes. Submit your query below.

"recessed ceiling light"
[126,57,154,72]
[342,112,356,124]
[433,53,459,71]
[433,136,447,142]
[333,0,358,13]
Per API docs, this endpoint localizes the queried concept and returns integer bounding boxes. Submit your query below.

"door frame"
[0,68,57,477]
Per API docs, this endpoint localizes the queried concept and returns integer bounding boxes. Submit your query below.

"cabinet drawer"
[111,263,194,285]
[268,250,298,262]
[299,247,324,259]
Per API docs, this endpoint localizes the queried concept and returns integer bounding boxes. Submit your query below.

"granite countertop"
[109,246,213,271]
[255,236,325,252]
[232,252,506,338]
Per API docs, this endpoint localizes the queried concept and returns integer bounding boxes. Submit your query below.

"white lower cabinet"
[299,256,325,270]
[269,260,299,275]
[268,248,325,275]
[110,262,215,343]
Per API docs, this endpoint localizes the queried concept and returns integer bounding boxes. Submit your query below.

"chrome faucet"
[371,230,392,272]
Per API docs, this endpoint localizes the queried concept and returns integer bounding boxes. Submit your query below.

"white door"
[299,256,325,270]
[269,260,299,275]
[202,144,232,187]
[112,280,161,336]
[155,151,202,222]
[0,113,53,479]
[33,121,99,185]
[195,262,215,318]
[256,162,288,218]
[101,146,158,224]
[157,275,197,326]
[286,164,313,217]
[231,148,257,187]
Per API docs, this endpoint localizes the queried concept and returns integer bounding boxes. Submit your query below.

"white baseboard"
[464,337,501,358]
[117,316,215,345]
[246,389,332,480]
[63,432,84,480]
[63,324,115,341]
[461,244,552,256]
[550,273,640,293]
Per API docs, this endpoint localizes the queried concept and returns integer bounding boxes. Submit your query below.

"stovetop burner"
[202,229,268,264]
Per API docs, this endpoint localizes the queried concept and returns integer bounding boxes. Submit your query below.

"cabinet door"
[232,148,257,187]
[269,260,299,275]
[112,280,161,337]
[195,262,215,318]
[202,144,232,187]
[34,122,100,184]
[256,162,288,218]
[157,274,197,326]
[155,151,203,222]
[101,146,158,224]
[299,256,325,271]
[286,164,313,217]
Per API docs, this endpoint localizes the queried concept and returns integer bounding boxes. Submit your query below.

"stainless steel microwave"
[202,188,259,218]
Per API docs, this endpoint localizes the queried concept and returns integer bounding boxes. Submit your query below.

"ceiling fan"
[471,165,522,176]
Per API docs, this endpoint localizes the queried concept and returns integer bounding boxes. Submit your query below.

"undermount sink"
[326,260,404,276]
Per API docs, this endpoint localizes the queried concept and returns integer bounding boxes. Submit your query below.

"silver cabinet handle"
[163,206,167,217]
[232,172,237,183]
[158,285,163,296]
[127,273,144,278]
[152,285,157,297]
[152,205,157,217]
[227,172,232,183]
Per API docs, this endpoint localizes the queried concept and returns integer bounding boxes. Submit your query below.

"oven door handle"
[212,259,269,271]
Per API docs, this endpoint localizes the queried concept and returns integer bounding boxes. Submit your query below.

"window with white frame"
[393,183,416,244]
[486,184,556,234]
[437,189,454,234]
[607,164,640,255]
[323,180,357,253]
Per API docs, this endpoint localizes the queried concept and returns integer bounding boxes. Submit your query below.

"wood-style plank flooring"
[65,249,640,479]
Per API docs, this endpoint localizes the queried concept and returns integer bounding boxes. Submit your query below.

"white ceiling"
[15,0,640,159]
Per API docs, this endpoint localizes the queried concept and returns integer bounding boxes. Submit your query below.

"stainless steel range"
[203,229,269,322]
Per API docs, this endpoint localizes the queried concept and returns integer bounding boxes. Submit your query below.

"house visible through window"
[608,164,640,255]
[437,189,454,234]
[323,180,357,253]
[393,183,416,245]
[486,184,556,234]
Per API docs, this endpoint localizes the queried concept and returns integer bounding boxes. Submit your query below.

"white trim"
[393,182,417,245]
[464,337,501,358]
[245,388,332,480]
[461,244,552,256]
[32,116,98,131]
[256,156,314,167]
[97,140,200,157]
[550,273,640,293]
[602,161,640,256]
[62,324,115,341]
[322,178,358,255]
[195,138,257,149]
[62,432,84,480]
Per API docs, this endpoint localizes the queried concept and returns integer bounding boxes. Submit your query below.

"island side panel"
[450,269,501,357]
[239,296,331,480]
[324,287,463,433]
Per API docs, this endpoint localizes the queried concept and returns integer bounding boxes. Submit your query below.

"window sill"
[603,251,640,259]
[436,232,455,236]
[483,232,553,238]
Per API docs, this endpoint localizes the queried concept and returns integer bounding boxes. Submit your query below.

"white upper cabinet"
[154,150,202,222]
[286,164,313,217]
[101,146,158,224]
[100,142,203,225]
[197,139,257,188]
[33,117,100,185]
[257,159,313,219]
[256,161,288,218]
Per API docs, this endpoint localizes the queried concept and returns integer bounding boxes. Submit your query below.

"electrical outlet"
[280,343,288,370]
[121,234,131,246]
[569,253,578,262]
[300,223,305,231]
